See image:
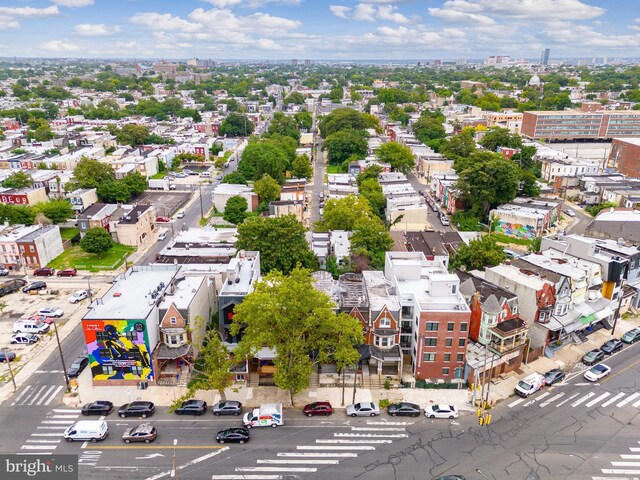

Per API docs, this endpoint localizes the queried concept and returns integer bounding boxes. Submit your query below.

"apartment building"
[521,110,640,141]
[608,138,640,177]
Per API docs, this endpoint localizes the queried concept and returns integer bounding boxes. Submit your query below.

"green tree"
[284,91,305,104]
[480,127,523,152]
[70,157,115,189]
[358,177,386,218]
[291,154,313,179]
[115,124,151,146]
[451,234,507,271]
[170,329,235,410]
[219,113,255,137]
[294,111,313,131]
[254,174,282,203]
[238,142,288,182]
[35,200,73,224]
[221,172,247,185]
[236,215,317,275]
[350,217,393,261]
[120,172,148,198]
[317,195,374,231]
[440,127,477,164]
[519,170,541,197]
[223,195,248,225]
[97,180,131,203]
[323,129,367,166]
[412,116,446,144]
[80,227,114,254]
[267,112,300,142]
[231,267,363,405]
[2,171,32,189]
[528,236,542,253]
[585,201,618,217]
[376,141,415,173]
[318,108,379,138]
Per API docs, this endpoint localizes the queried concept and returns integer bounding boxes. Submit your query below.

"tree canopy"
[451,234,507,271]
[254,174,281,203]
[238,141,289,182]
[323,129,368,166]
[267,112,300,142]
[219,113,255,137]
[291,154,313,179]
[318,108,380,139]
[80,227,114,254]
[223,195,248,225]
[2,171,32,189]
[375,141,415,173]
[480,127,523,152]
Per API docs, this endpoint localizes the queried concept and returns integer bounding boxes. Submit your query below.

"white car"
[564,209,576,218]
[176,210,185,219]
[424,404,459,419]
[38,306,64,317]
[69,290,91,304]
[584,363,611,382]
[345,402,380,417]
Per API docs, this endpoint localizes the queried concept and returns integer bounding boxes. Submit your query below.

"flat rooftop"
[84,265,180,320]
[158,276,205,310]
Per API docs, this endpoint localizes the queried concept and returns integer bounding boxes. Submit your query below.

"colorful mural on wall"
[494,221,536,239]
[83,320,153,381]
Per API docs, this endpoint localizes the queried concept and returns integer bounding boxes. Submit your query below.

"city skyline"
[0,0,638,60]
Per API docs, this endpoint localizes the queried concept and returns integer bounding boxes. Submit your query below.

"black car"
[0,351,16,362]
[434,476,466,480]
[582,349,605,366]
[387,402,421,417]
[67,356,89,378]
[216,427,250,444]
[118,401,155,418]
[212,400,243,416]
[175,400,207,416]
[81,401,114,416]
[601,338,623,355]
[22,281,46,293]
[544,369,566,386]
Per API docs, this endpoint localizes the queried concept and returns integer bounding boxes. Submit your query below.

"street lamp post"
[171,439,178,479]
[52,320,70,392]
[2,347,16,392]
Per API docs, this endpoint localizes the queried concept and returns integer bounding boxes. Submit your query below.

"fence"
[415,380,468,390]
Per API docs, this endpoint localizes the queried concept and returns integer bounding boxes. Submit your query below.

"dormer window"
[169,317,177,325]
[379,317,391,328]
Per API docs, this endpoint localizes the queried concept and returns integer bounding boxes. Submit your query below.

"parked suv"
[23,281,46,293]
[622,328,640,344]
[33,267,55,276]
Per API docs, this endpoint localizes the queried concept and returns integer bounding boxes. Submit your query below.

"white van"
[64,420,108,443]
[514,373,545,398]
[200,171,212,178]
[13,319,50,334]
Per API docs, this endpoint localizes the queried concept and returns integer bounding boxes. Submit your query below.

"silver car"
[346,402,380,417]
[211,400,243,416]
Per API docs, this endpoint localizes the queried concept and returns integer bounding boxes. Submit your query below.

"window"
[456,353,464,362]
[169,317,177,325]
[447,322,455,331]
[376,336,391,347]
[424,338,437,347]
[451,285,457,294]
[423,353,436,362]
[444,353,451,362]
[426,322,438,331]
[445,338,452,347]
[101,365,114,375]
[458,338,466,347]
[131,365,143,376]
[379,316,391,328]
[124,331,138,341]
[455,367,464,379]
[442,367,450,375]
[29,245,35,253]
[460,323,468,332]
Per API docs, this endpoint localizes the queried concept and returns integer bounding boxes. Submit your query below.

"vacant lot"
[48,244,135,272]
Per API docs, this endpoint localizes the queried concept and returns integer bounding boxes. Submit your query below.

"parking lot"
[133,191,191,218]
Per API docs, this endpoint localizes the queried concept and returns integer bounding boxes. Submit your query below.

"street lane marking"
[556,392,580,407]
[524,391,550,407]
[11,385,31,406]
[612,462,640,467]
[144,446,230,480]
[366,421,414,425]
[630,448,640,452]
[572,392,595,407]
[316,439,392,444]
[350,427,405,431]
[36,426,68,430]
[539,393,564,408]
[632,398,640,408]
[586,392,610,408]
[508,398,525,408]
[601,393,625,408]
[44,385,64,406]
[621,455,640,459]
[31,433,63,437]
[334,433,407,438]
[35,386,57,406]
[297,446,375,450]
[27,386,48,406]
[278,453,357,457]
[236,468,317,473]
[86,445,227,449]
[602,469,640,475]
[617,393,640,407]
[17,452,54,455]
[211,476,283,480]
[52,409,81,414]
[42,421,75,425]
[25,440,60,443]
[50,415,79,419]
[257,460,339,465]
[601,357,640,385]
[21,445,57,450]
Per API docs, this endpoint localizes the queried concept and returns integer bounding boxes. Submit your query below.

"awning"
[256,347,277,360]
[580,313,598,325]
[595,306,614,321]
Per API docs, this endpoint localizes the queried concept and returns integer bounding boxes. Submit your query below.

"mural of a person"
[103,324,130,360]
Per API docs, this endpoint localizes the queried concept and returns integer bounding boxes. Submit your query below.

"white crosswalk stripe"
[335,432,408,438]
[316,439,392,444]
[601,393,625,408]
[350,426,405,431]
[556,392,580,407]
[12,384,65,406]
[508,398,525,408]
[366,421,414,425]
[617,392,640,407]
[277,453,357,457]
[298,445,375,450]
[539,393,565,408]
[572,392,596,407]
[212,476,283,480]
[257,460,339,465]
[585,392,610,408]
[236,467,318,473]
[16,408,80,455]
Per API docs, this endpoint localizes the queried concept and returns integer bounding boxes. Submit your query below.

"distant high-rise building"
[291,59,298,66]
[541,48,550,65]
[304,59,311,65]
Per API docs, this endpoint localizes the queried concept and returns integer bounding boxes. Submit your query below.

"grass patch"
[48,244,135,272]
[150,171,168,179]
[491,233,532,246]
[326,165,341,174]
[59,227,80,241]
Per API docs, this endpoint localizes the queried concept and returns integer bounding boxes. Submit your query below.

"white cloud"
[246,12,301,30]
[329,5,351,19]
[428,7,495,25]
[353,4,376,22]
[73,23,121,36]
[0,15,20,30]
[329,3,410,23]
[631,18,640,31]
[255,38,284,50]
[376,5,410,24]
[129,12,201,33]
[435,0,605,21]
[0,6,59,18]
[205,0,242,7]
[204,0,300,7]
[541,24,640,48]
[51,0,94,7]
[40,40,80,52]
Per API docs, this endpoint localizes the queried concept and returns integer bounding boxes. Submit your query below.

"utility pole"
[52,320,70,391]
[2,348,16,392]
[199,183,204,220]
[611,280,626,336]
[480,343,487,408]
[485,349,496,407]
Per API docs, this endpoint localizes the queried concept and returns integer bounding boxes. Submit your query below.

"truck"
[242,403,283,428]
[148,179,176,191]
[514,372,545,398]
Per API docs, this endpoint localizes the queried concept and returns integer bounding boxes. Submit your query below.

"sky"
[0,0,639,60]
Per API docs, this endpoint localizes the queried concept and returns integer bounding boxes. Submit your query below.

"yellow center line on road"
[600,357,640,384]
[84,445,227,449]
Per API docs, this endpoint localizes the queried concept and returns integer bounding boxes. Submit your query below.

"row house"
[68,188,98,213]
[431,173,463,214]
[114,204,156,247]
[77,203,118,235]
[0,224,63,269]
[0,186,48,206]
[490,197,563,240]
[280,179,306,202]
[110,154,158,179]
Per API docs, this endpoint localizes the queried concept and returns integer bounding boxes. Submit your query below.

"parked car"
[431,204,439,212]
[155,216,171,223]
[622,328,640,344]
[515,373,546,397]
[122,423,157,444]
[303,402,333,417]
[584,363,611,382]
[211,400,243,416]
[10,333,39,344]
[22,281,46,293]
[118,401,155,418]
[582,349,605,366]
[175,400,207,416]
[346,402,380,417]
[387,402,421,417]
[440,215,450,226]
[81,401,113,416]
[69,290,92,304]
[67,356,89,378]
[33,267,55,276]
[424,404,459,419]
[26,314,53,325]
[601,338,623,355]
[38,307,64,318]
[0,351,16,362]
[216,427,250,444]
[0,268,10,276]
[564,209,576,218]
[176,210,185,219]
[544,369,566,386]
[57,268,78,277]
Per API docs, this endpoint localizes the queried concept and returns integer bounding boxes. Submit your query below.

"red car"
[303,402,333,417]
[155,216,171,223]
[57,268,78,277]
[33,267,55,276]
[27,314,53,325]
